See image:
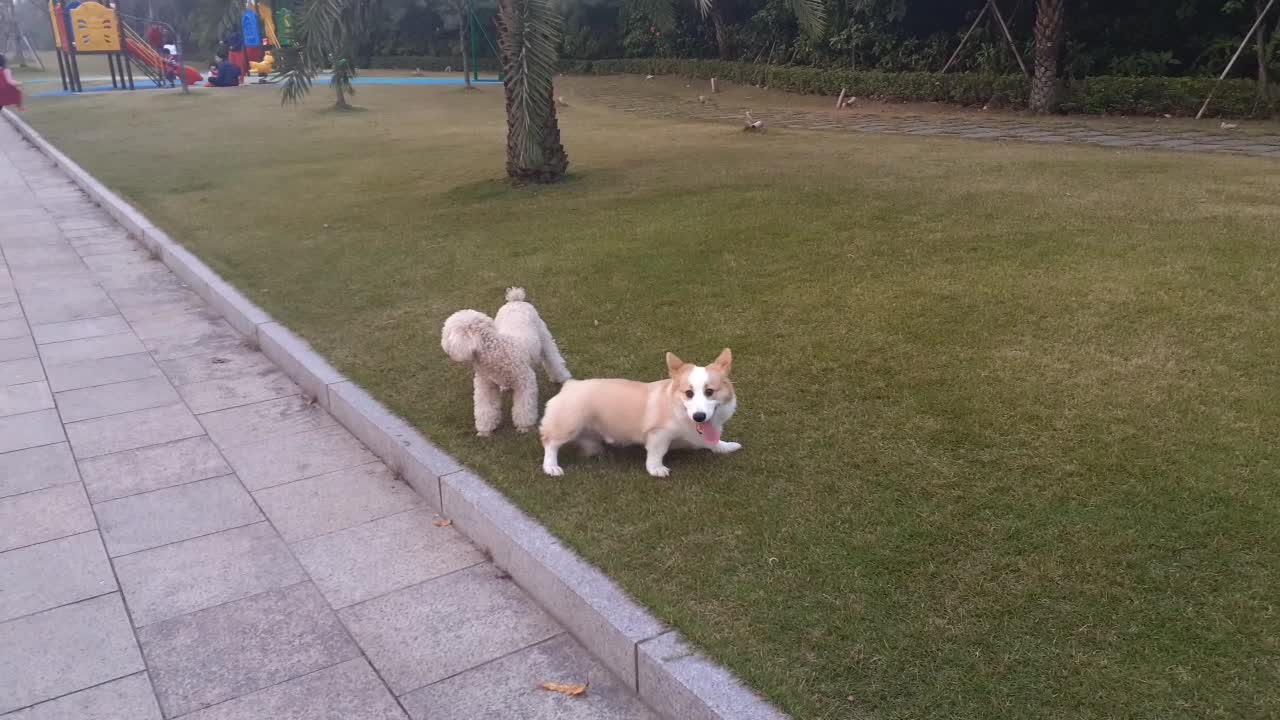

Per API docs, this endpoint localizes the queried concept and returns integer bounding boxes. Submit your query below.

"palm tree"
[1029,0,1065,113]
[275,0,374,109]
[498,0,567,181]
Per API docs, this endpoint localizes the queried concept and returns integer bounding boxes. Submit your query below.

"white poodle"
[441,288,572,436]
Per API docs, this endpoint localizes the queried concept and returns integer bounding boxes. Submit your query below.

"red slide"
[124,37,203,86]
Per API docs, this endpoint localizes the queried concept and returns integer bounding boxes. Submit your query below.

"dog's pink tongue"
[698,423,720,446]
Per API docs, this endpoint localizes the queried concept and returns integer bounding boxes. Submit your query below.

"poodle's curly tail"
[505,287,527,302]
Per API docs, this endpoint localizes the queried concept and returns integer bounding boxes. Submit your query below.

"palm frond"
[295,0,349,50]
[787,0,826,36]
[277,44,319,104]
[499,0,562,171]
[693,0,713,19]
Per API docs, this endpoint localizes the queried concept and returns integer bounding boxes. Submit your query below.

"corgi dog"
[540,349,741,477]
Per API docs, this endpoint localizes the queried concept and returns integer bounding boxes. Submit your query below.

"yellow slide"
[258,0,280,48]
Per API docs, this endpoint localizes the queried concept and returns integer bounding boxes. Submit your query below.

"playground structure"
[39,0,499,95]
[226,0,292,82]
[46,1,202,92]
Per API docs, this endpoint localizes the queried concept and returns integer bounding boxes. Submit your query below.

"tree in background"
[497,0,567,181]
[1030,0,1065,112]
[691,0,825,59]
[1222,0,1278,96]
[0,0,28,66]
[449,0,471,88]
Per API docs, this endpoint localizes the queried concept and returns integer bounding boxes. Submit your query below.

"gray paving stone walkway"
[574,79,1280,159]
[0,120,659,720]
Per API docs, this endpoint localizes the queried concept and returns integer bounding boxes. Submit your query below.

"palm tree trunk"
[498,0,568,183]
[334,80,349,109]
[710,4,733,60]
[1029,0,1065,114]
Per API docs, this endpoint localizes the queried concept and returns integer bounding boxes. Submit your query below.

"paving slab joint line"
[2,107,787,720]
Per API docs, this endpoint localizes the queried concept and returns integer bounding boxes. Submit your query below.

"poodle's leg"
[473,374,503,437]
[537,321,572,383]
[645,433,673,478]
[510,367,539,433]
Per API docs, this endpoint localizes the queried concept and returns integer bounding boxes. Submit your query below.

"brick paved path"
[573,80,1280,159]
[0,119,657,720]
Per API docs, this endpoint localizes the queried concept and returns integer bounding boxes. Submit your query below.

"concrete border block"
[157,242,216,298]
[4,108,793,720]
[204,278,273,338]
[327,381,459,510]
[258,322,344,408]
[638,631,787,720]
[441,469,668,688]
[2,110,153,239]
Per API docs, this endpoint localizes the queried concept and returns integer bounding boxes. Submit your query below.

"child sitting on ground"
[0,54,22,111]
[207,53,242,87]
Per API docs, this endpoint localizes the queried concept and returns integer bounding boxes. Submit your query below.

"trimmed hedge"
[366,55,503,73]
[561,58,1278,119]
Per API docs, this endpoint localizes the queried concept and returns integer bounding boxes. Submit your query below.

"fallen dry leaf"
[432,518,452,528]
[540,682,587,697]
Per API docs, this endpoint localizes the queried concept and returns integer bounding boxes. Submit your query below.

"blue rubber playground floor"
[29,74,501,98]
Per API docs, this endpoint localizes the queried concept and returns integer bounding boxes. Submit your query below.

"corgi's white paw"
[543,463,564,477]
[477,430,493,438]
[515,425,533,434]
[713,441,742,454]
[647,464,671,478]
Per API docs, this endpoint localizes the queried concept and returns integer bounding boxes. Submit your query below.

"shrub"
[563,58,1277,118]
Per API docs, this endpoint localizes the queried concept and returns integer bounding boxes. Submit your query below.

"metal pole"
[55,49,68,91]
[941,2,989,74]
[108,53,119,88]
[69,51,81,92]
[21,36,47,70]
[1196,0,1276,119]
[66,9,82,94]
[123,51,135,89]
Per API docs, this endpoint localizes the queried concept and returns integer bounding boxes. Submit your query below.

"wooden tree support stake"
[711,77,718,93]
[1197,0,1276,119]
[836,87,846,109]
[942,2,989,74]
[988,0,1029,77]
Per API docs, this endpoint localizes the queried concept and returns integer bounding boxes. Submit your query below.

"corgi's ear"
[666,352,685,376]
[711,347,732,374]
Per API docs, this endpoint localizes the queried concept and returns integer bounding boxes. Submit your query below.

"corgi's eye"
[704,388,714,397]
[684,389,694,399]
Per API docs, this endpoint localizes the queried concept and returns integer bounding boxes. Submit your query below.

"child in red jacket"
[0,55,22,110]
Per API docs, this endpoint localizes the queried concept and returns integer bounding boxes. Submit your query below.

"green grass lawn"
[18,83,1280,720]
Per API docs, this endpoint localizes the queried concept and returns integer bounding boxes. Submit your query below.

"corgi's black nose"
[692,412,707,423]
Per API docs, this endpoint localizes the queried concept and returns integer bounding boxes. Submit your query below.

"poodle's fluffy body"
[441,288,571,436]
